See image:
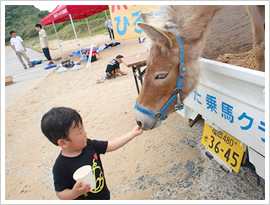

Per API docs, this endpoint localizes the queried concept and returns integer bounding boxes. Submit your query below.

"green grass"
[53,18,108,40]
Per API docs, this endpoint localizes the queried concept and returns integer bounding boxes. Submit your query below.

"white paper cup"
[73,165,96,191]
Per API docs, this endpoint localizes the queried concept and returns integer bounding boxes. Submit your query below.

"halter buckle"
[155,112,167,121]
[180,63,186,77]
[175,93,184,110]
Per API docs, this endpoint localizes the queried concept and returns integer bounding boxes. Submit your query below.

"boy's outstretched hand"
[131,125,143,136]
[106,125,143,152]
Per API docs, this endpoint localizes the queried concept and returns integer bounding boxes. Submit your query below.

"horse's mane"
[146,5,225,55]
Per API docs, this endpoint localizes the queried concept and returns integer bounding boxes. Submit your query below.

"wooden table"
[121,52,148,94]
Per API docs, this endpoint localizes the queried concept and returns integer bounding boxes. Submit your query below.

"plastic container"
[82,54,88,63]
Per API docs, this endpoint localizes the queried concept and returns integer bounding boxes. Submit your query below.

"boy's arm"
[116,68,127,75]
[56,181,91,200]
[106,126,143,152]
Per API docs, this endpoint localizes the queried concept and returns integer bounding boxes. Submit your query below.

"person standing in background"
[105,17,115,40]
[10,31,34,69]
[35,24,54,65]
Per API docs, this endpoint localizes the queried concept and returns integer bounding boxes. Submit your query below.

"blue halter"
[134,25,185,121]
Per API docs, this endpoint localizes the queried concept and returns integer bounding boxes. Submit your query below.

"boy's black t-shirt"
[53,139,110,200]
[106,59,119,74]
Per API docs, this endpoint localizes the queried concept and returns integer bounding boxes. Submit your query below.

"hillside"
[5,5,50,43]
[5,5,109,45]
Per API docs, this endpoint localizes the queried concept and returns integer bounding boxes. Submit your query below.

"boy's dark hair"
[10,31,15,35]
[41,107,83,146]
[35,24,42,29]
[116,55,123,59]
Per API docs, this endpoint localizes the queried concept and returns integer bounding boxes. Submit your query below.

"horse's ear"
[139,12,153,23]
[138,22,173,49]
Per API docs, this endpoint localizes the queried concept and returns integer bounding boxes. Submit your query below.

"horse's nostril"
[137,121,142,127]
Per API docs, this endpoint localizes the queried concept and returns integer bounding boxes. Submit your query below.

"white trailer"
[178,58,265,179]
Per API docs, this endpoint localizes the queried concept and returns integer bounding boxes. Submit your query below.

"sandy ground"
[4,34,265,201]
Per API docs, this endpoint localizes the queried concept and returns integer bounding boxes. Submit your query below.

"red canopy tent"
[40,5,109,59]
[40,5,109,26]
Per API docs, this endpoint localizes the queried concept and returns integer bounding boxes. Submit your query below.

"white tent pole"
[87,42,93,68]
[104,9,108,19]
[85,17,93,45]
[85,18,92,37]
[69,14,82,58]
[52,21,64,59]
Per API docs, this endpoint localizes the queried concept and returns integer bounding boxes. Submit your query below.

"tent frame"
[52,21,64,59]
[41,5,109,60]
[69,14,82,58]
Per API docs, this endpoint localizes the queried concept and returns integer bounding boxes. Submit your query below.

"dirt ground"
[215,50,256,70]
[4,33,265,201]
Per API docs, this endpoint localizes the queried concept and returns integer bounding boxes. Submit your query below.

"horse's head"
[135,13,200,130]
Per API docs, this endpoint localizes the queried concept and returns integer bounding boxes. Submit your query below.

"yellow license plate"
[201,123,245,173]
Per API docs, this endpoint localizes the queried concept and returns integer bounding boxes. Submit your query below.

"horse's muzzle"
[135,109,162,130]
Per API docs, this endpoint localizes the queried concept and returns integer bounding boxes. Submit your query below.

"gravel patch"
[110,119,265,200]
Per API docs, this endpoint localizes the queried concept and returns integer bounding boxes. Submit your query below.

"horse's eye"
[155,73,168,80]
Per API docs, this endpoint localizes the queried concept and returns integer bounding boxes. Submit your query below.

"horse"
[134,5,265,130]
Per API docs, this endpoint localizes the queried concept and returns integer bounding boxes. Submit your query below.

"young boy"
[41,107,143,200]
[105,55,127,79]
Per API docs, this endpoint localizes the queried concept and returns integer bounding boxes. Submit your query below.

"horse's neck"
[171,6,226,61]
[165,6,226,100]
